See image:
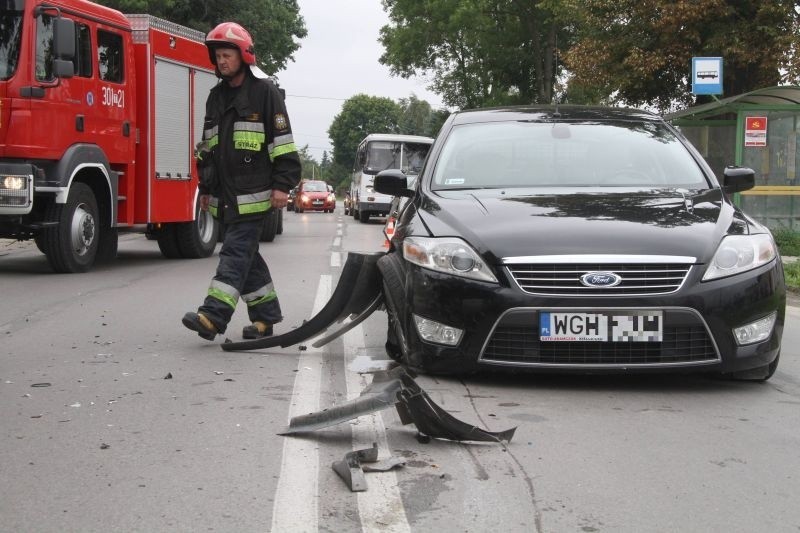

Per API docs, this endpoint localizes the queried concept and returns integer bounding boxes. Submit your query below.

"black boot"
[242,321,274,339]
[182,312,218,341]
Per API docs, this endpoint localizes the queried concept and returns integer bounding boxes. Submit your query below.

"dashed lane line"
[344,324,411,532]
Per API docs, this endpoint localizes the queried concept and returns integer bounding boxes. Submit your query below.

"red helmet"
[205,22,256,66]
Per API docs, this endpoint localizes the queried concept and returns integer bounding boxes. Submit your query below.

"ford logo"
[580,272,622,288]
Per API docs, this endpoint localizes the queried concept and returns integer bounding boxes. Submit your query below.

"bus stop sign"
[692,57,723,95]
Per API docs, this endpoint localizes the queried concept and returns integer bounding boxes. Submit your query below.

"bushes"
[773,228,800,257]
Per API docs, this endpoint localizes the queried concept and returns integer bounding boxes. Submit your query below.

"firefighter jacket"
[197,72,301,224]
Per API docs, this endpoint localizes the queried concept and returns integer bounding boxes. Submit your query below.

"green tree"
[327,94,402,172]
[561,0,800,110]
[297,145,320,182]
[397,95,450,138]
[96,0,306,74]
[379,0,570,109]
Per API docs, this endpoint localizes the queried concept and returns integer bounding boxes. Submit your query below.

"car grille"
[481,325,717,366]
[506,263,693,295]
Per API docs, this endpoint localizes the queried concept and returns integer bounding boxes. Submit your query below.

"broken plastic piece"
[362,456,407,472]
[222,252,384,352]
[395,374,516,444]
[281,368,516,445]
[331,443,406,492]
[278,366,406,435]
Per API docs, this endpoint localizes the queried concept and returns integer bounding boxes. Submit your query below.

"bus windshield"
[365,141,431,175]
[0,10,23,80]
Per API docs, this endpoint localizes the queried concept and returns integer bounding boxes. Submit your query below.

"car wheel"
[377,253,410,365]
[359,211,370,223]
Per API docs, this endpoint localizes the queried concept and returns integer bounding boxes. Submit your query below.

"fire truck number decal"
[102,87,125,108]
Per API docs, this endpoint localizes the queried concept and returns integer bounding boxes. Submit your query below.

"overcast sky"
[274,0,445,162]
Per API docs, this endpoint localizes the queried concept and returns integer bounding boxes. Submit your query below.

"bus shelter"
[666,86,800,230]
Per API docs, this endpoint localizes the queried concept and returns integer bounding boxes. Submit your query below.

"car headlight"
[702,234,777,281]
[403,237,498,283]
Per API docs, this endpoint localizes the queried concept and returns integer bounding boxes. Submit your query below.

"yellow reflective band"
[233,131,265,151]
[269,142,297,162]
[238,199,271,215]
[207,135,219,150]
[208,287,237,309]
[246,290,277,307]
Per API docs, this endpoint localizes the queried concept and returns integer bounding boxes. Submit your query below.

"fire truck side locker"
[127,14,219,259]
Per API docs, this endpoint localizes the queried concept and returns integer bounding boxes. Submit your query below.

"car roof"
[450,105,661,126]
[361,133,435,144]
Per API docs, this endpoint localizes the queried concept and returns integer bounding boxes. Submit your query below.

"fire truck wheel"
[260,208,279,242]
[156,224,182,259]
[41,182,100,273]
[176,201,218,258]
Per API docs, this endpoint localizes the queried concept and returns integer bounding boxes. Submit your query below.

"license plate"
[313,200,323,205]
[539,311,663,342]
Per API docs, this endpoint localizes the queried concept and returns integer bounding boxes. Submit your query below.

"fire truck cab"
[0,0,221,272]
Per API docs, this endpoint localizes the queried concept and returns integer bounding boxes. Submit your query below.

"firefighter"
[182,22,301,341]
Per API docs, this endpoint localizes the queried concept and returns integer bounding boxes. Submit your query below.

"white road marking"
[330,252,341,268]
[343,325,411,532]
[333,237,341,247]
[270,275,331,532]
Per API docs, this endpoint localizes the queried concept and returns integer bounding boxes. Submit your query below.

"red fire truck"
[0,0,283,272]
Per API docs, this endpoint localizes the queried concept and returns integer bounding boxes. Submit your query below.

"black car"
[374,105,785,380]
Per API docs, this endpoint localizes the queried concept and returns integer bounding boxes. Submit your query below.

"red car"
[294,180,336,213]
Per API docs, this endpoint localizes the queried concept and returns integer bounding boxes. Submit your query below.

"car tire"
[359,211,370,223]
[377,252,410,364]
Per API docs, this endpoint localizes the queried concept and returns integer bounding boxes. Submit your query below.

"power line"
[286,94,348,101]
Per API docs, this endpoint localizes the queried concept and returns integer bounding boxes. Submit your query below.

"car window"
[431,121,709,189]
[303,181,327,192]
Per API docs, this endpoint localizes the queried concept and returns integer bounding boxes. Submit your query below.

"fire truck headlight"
[2,176,27,190]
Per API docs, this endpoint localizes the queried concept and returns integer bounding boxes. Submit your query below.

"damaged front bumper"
[222,252,385,352]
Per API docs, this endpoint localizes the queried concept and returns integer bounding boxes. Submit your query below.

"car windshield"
[0,10,23,80]
[303,181,328,192]
[431,120,709,190]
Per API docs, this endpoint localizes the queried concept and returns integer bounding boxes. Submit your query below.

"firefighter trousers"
[198,218,283,334]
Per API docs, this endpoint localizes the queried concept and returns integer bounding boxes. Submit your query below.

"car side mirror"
[722,166,755,194]
[375,169,413,198]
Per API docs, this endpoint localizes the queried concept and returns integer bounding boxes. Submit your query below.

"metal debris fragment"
[331,443,406,492]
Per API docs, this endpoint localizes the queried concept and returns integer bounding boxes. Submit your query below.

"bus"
[349,134,434,223]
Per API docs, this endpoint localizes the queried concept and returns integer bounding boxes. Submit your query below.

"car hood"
[417,188,750,263]
[302,191,330,198]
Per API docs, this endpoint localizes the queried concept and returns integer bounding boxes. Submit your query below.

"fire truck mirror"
[53,17,76,62]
